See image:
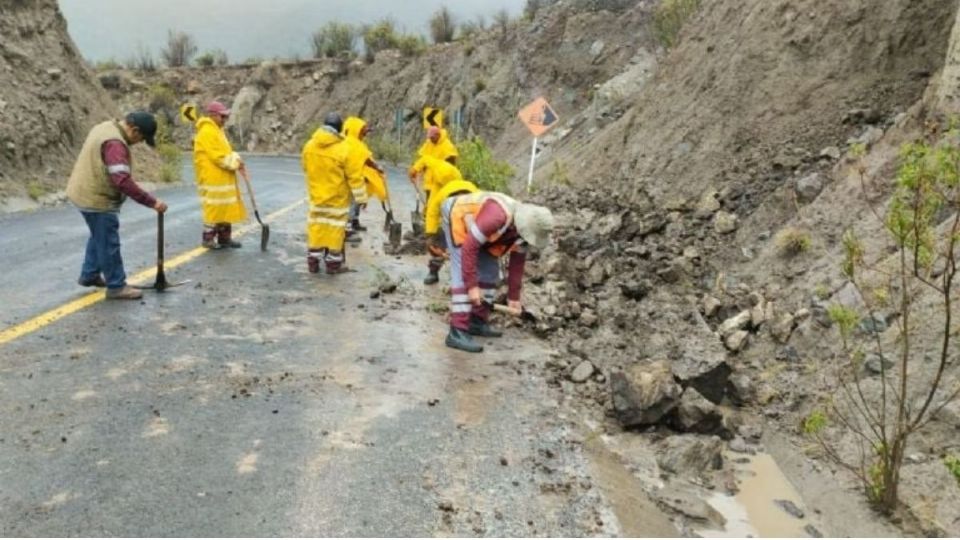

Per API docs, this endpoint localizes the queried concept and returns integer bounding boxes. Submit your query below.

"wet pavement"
[0,156,642,536]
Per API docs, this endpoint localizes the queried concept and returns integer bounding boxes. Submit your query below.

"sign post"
[517,97,559,193]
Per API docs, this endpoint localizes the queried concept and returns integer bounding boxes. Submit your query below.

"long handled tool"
[411,184,426,236]
[483,301,539,323]
[135,212,189,291]
[380,170,402,250]
[240,168,269,251]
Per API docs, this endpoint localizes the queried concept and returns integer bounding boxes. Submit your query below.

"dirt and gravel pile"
[0,0,162,209]
[525,0,960,533]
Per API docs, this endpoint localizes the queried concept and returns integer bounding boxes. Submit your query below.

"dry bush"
[429,6,456,44]
[775,227,812,257]
[160,30,198,68]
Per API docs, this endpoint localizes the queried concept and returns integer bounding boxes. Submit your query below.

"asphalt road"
[0,156,675,536]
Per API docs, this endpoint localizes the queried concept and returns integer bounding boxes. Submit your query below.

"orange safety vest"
[450,192,520,257]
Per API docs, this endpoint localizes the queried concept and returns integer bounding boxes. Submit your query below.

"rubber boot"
[346,229,362,244]
[468,316,503,338]
[325,251,351,274]
[445,326,484,353]
[351,218,367,232]
[202,228,222,250]
[423,270,439,285]
[217,224,242,249]
[307,252,322,274]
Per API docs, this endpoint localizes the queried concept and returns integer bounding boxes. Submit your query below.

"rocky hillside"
[98,1,655,163]
[0,0,162,208]
[528,0,960,533]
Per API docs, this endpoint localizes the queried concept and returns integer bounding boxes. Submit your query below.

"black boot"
[423,270,439,285]
[468,316,503,338]
[445,327,484,353]
[351,219,367,232]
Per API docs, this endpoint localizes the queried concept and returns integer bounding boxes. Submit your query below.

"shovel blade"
[389,222,402,249]
[411,211,424,236]
[260,224,270,251]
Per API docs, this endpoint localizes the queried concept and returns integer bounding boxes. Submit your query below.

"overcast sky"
[59,0,525,62]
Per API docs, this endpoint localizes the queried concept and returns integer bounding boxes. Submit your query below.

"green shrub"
[397,34,428,57]
[458,137,514,194]
[827,304,860,346]
[26,181,46,201]
[311,22,357,58]
[155,116,182,183]
[160,30,198,68]
[775,227,812,256]
[362,19,400,62]
[652,0,701,49]
[429,6,456,44]
[127,45,157,72]
[94,58,122,71]
[473,78,487,94]
[367,134,409,166]
[945,455,960,486]
[148,84,177,112]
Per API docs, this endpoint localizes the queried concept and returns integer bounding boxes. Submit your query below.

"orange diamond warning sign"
[518,97,559,137]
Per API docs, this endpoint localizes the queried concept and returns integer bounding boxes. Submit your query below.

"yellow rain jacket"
[193,117,246,224]
[410,129,458,185]
[409,155,463,195]
[342,117,387,202]
[426,179,479,235]
[302,126,364,250]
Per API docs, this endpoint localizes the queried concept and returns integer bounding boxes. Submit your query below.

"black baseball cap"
[125,111,157,147]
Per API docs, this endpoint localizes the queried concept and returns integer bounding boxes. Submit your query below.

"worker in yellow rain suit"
[423,179,479,285]
[341,116,386,242]
[194,101,247,249]
[408,125,458,203]
[301,112,366,274]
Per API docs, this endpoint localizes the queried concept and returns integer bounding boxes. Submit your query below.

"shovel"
[380,171,402,250]
[240,168,269,251]
[411,185,426,236]
[484,301,539,323]
[135,212,190,292]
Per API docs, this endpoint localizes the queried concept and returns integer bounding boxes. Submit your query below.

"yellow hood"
[342,117,367,141]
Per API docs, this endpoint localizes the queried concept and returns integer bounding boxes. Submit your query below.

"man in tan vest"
[66,112,168,300]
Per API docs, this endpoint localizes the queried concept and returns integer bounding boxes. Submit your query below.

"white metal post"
[527,137,538,193]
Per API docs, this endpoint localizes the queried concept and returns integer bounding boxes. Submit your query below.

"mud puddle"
[699,452,818,538]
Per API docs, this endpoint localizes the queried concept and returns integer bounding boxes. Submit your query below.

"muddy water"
[584,436,680,537]
[699,453,815,538]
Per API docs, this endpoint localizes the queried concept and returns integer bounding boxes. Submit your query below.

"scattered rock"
[610,360,683,428]
[656,262,682,284]
[719,310,752,336]
[674,388,729,436]
[864,353,894,375]
[714,211,739,234]
[656,434,724,475]
[657,485,726,527]
[750,302,768,328]
[770,314,796,344]
[728,436,753,454]
[819,146,841,160]
[795,173,824,204]
[724,330,749,352]
[857,315,887,334]
[726,373,755,405]
[805,524,824,538]
[186,80,203,94]
[702,295,722,318]
[774,499,805,519]
[620,280,651,301]
[672,345,731,405]
[570,361,595,383]
[695,190,721,218]
[46,68,63,79]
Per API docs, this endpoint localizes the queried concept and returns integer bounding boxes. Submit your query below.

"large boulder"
[656,434,724,475]
[610,360,683,428]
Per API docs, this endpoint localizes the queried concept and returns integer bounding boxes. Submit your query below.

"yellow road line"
[0,198,305,348]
